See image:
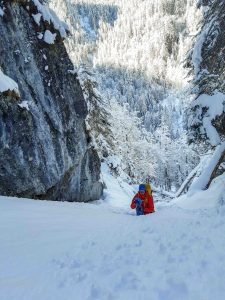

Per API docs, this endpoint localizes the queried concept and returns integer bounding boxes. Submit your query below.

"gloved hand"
[134,197,142,207]
[134,197,144,216]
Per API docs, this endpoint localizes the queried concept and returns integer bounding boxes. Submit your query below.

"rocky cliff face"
[0,0,103,201]
[188,0,225,146]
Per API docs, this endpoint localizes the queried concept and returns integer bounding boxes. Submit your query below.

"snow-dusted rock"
[32,0,68,39]
[0,1,102,201]
[193,92,225,146]
[189,0,225,146]
[18,100,30,111]
[0,70,20,97]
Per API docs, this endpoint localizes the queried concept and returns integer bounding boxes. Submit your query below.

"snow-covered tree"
[108,99,157,183]
[78,65,113,158]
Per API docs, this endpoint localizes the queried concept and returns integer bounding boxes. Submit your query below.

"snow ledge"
[0,70,20,98]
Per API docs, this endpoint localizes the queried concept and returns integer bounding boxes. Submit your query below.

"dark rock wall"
[0,1,103,201]
[188,0,225,144]
[194,1,225,95]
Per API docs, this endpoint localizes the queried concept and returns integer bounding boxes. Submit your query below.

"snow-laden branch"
[174,155,212,198]
[151,185,175,199]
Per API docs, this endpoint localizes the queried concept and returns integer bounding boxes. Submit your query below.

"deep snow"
[1,169,225,300]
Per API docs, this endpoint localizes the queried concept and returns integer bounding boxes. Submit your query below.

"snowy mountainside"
[52,0,201,87]
[48,0,203,189]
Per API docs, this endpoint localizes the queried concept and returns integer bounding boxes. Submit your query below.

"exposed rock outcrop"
[188,0,225,145]
[0,0,103,201]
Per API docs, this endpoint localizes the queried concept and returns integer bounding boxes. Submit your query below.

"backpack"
[145,183,152,195]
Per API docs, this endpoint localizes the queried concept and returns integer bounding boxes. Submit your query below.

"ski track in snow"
[1,195,225,300]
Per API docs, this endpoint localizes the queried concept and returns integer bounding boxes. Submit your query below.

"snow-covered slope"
[174,172,225,209]
[1,171,225,300]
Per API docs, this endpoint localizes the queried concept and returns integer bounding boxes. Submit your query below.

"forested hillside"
[45,0,203,190]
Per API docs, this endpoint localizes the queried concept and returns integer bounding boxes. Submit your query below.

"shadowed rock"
[0,1,103,201]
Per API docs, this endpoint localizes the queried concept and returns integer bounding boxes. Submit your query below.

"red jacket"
[131,192,155,214]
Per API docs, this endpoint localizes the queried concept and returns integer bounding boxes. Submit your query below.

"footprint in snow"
[70,259,81,269]
[156,279,188,300]
[115,272,141,290]
[88,285,102,299]
[81,241,96,249]
[58,279,67,289]
[142,228,154,234]
[134,239,143,247]
[116,243,129,250]
[159,243,167,254]
[115,244,122,251]
[76,272,87,282]
[52,259,66,269]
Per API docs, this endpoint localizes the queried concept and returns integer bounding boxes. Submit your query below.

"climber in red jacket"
[131,184,155,215]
